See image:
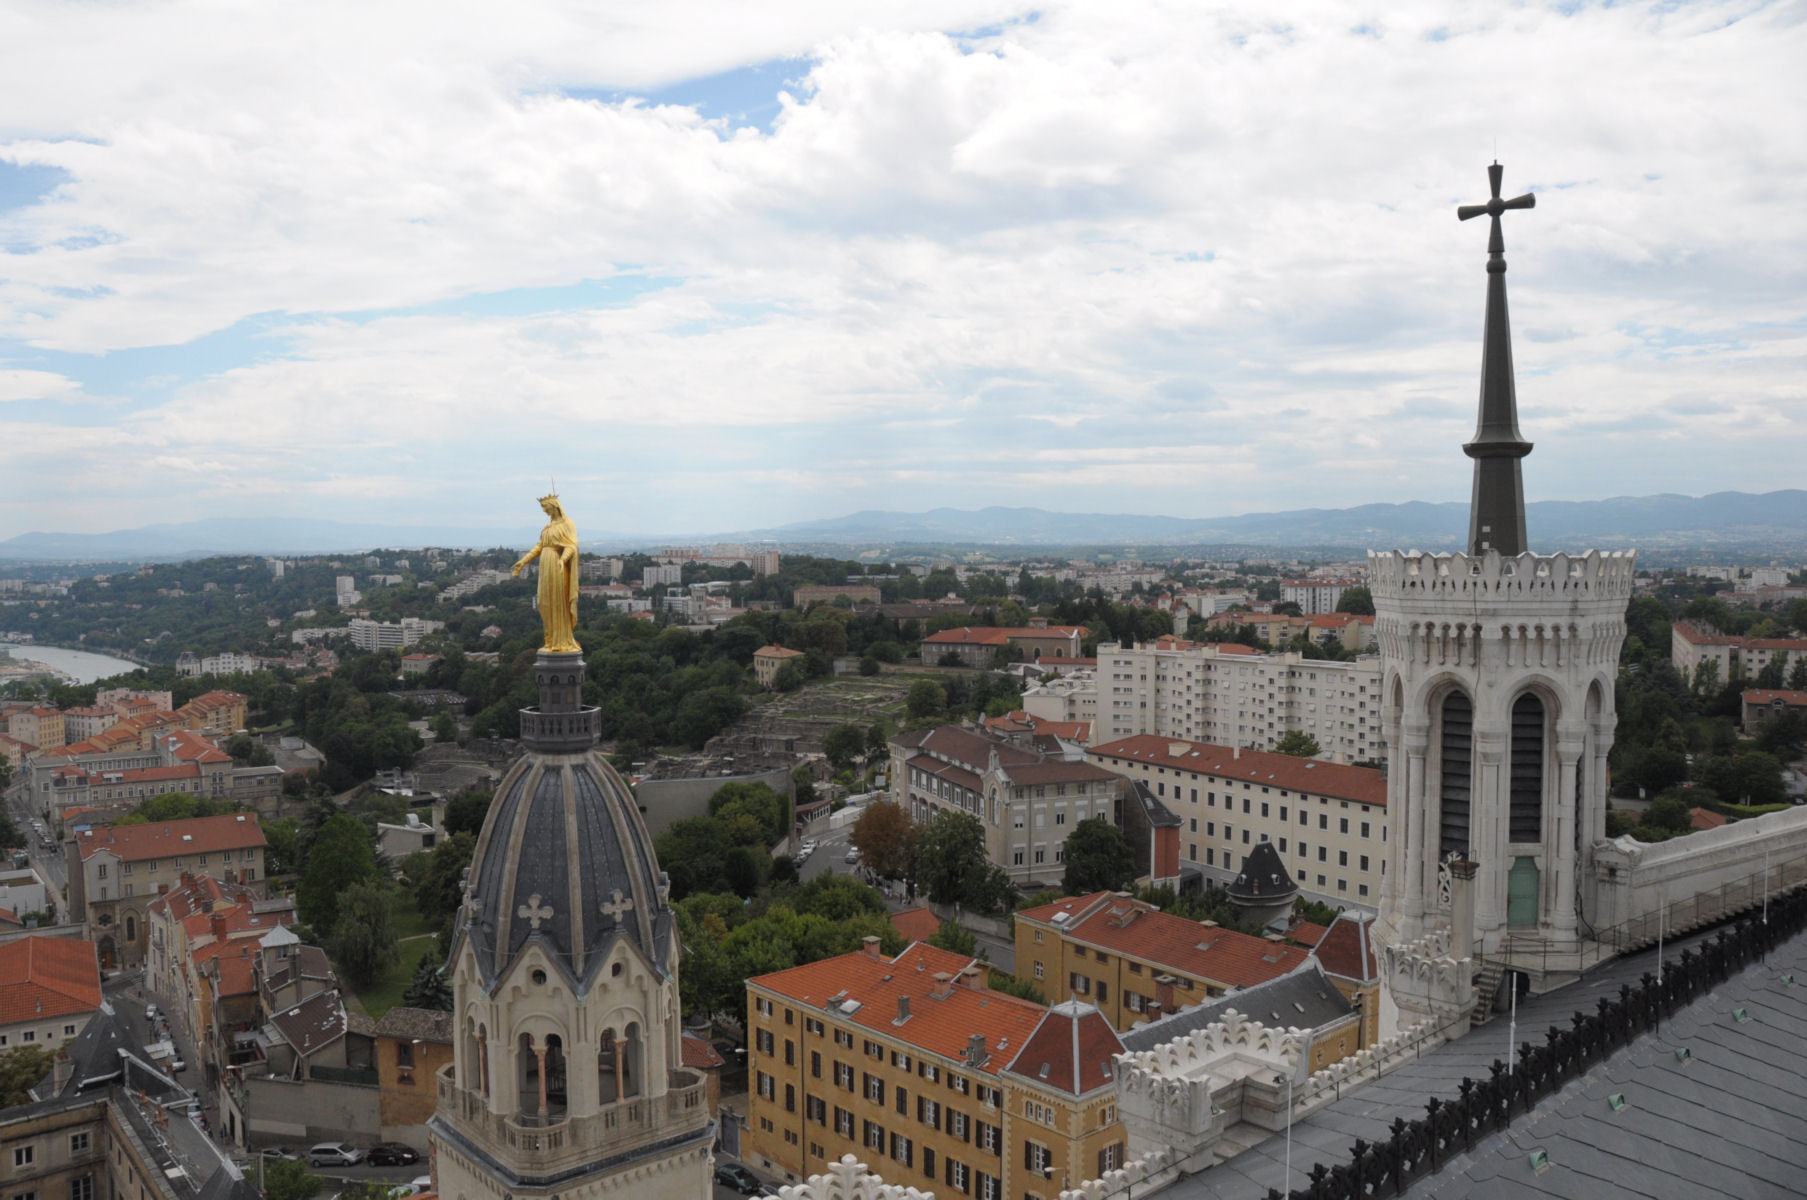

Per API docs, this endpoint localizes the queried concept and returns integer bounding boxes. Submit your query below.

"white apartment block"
[1021,670,1097,727]
[1280,578,1361,614]
[1089,735,1388,909]
[438,568,510,603]
[1747,567,1791,589]
[175,651,263,678]
[642,563,684,587]
[1090,639,1383,764]
[347,616,444,651]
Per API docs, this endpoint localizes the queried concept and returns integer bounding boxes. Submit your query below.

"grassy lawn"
[341,889,440,1018]
[346,934,438,1019]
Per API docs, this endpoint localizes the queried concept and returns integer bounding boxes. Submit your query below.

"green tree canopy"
[1061,818,1137,895]
[0,1044,58,1106]
[297,812,378,933]
[1334,586,1375,616]
[327,882,399,988]
[915,811,1010,912]
[1272,731,1322,758]
[823,723,869,772]
[263,1160,323,1200]
[442,789,493,837]
[412,831,476,928]
[905,679,945,723]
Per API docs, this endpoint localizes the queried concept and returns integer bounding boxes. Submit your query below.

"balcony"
[436,1063,708,1169]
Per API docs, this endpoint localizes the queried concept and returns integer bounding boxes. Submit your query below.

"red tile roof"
[1313,912,1379,983]
[1690,807,1728,832]
[1743,689,1807,706]
[750,944,1047,1075]
[0,936,103,1026]
[1285,920,1330,949]
[754,644,806,658]
[158,729,232,765]
[75,813,266,862]
[1020,892,1307,990]
[1002,1001,1123,1096]
[923,626,1084,646]
[890,907,943,944]
[1089,735,1386,807]
[682,1033,727,1070]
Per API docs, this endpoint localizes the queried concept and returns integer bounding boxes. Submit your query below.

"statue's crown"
[538,492,559,504]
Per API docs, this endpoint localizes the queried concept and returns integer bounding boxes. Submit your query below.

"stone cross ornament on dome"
[1458,161,1536,557]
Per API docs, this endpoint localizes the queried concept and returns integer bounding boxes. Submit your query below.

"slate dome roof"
[1226,840,1298,903]
[458,651,674,989]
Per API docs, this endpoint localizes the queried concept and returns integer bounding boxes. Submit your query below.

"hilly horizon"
[3,490,1806,562]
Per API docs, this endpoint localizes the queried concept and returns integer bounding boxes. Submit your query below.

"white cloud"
[0,0,1803,536]
[0,369,82,403]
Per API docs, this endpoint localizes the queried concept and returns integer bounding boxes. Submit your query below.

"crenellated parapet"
[1367,548,1636,603]
[772,1156,937,1200]
[1383,923,1475,1024]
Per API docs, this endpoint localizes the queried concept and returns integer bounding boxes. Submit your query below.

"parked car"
[368,1143,421,1167]
[145,1002,158,1021]
[801,838,819,853]
[714,1163,767,1195]
[844,849,860,864]
[259,1147,301,1163]
[307,1143,365,1167]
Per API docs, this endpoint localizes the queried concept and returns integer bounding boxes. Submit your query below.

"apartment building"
[888,725,1125,887]
[6,706,65,751]
[1088,639,1382,765]
[922,624,1086,668]
[1279,579,1361,614]
[66,813,268,969]
[1012,891,1309,1028]
[745,940,1127,1200]
[1087,735,1388,908]
[1673,621,1807,682]
[347,616,444,650]
[1020,671,1096,729]
[755,644,808,688]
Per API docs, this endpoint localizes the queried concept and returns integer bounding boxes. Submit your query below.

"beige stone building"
[755,643,808,688]
[746,940,1127,1200]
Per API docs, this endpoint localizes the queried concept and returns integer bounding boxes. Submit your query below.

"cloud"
[0,0,1804,537]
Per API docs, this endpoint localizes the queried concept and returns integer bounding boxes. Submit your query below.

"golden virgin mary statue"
[512,494,582,653]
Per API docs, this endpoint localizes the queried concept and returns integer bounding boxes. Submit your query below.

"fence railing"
[1265,885,1807,1200]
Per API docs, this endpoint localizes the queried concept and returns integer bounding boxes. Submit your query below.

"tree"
[226,732,256,761]
[851,802,919,880]
[328,882,399,988]
[0,808,22,853]
[773,662,804,692]
[1644,793,1694,834]
[905,679,945,723]
[709,781,789,847]
[1061,818,1137,894]
[1735,751,1786,807]
[442,790,493,837]
[987,971,1046,1004]
[823,724,868,773]
[297,813,378,934]
[1757,652,1788,689]
[1692,658,1722,697]
[1335,586,1375,616]
[1790,656,1807,691]
[0,1044,58,1106]
[915,811,992,908]
[402,953,453,1011]
[655,818,735,902]
[413,832,476,926]
[928,919,978,956]
[1273,731,1321,758]
[431,711,459,743]
[263,1160,323,1200]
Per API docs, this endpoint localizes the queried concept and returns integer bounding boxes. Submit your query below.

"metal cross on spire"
[1457,162,1537,557]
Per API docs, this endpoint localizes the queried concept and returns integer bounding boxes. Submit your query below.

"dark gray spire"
[1457,162,1536,556]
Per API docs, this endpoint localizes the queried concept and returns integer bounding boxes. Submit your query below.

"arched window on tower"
[543,1034,567,1114]
[623,1023,644,1099]
[1439,691,1473,858]
[1509,694,1545,843]
[598,1029,619,1103]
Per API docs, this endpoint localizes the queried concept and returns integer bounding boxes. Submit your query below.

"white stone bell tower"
[1371,164,1635,996]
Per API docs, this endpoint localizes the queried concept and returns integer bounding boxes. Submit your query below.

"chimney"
[1233,746,1241,761]
[861,935,881,958]
[52,1049,73,1094]
[1168,742,1188,757]
[1145,1000,1164,1022]
[210,913,228,941]
[957,965,985,991]
[931,972,954,1000]
[965,1033,987,1065]
[1155,974,1177,1013]
[895,996,911,1024]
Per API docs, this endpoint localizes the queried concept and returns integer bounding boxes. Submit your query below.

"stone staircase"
[1469,962,1506,1029]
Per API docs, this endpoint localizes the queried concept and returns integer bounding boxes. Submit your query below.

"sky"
[0,0,1803,542]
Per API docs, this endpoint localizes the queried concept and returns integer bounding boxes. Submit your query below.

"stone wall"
[634,766,795,839]
[1589,806,1807,947]
[238,1075,379,1146]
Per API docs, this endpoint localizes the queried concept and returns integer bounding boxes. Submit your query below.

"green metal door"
[1507,857,1539,927]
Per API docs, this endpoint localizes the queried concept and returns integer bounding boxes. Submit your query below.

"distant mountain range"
[4,491,1805,561]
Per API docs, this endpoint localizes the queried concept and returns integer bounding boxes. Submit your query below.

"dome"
[1226,840,1298,904]
[458,650,674,989]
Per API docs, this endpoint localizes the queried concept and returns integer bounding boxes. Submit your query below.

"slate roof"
[1146,918,1783,1200]
[1397,927,1807,1198]
[1118,960,1354,1054]
[267,987,347,1056]
[1227,841,1297,902]
[374,1006,454,1043]
[1129,779,1182,829]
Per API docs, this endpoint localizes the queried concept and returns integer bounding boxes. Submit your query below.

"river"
[0,644,145,684]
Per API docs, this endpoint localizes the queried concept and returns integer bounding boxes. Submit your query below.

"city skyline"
[2,0,1803,541]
